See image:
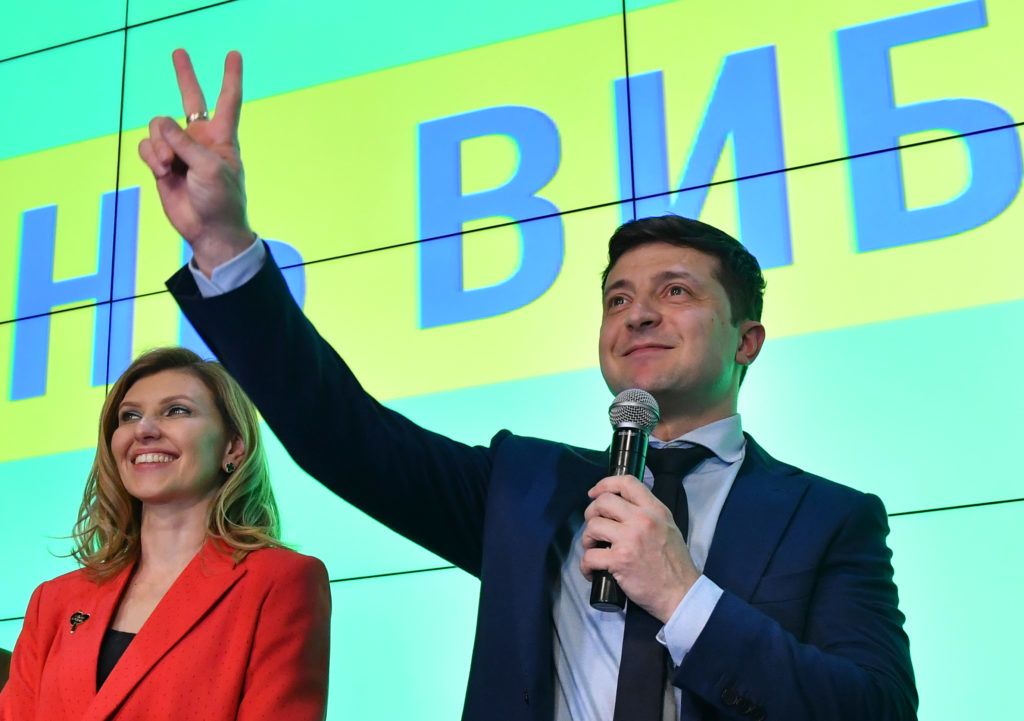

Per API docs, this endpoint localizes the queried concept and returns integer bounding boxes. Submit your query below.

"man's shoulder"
[743,433,883,512]
[489,429,604,468]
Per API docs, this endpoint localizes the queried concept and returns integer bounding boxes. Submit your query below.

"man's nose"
[625,299,660,330]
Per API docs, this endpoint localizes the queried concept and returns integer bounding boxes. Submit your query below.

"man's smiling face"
[598,241,746,420]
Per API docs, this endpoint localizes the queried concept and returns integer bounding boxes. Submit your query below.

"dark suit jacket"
[169,254,917,721]
[0,541,331,721]
[0,649,9,692]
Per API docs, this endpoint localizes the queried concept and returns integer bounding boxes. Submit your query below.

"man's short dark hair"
[602,214,766,324]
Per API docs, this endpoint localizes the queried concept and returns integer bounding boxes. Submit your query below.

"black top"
[96,629,135,689]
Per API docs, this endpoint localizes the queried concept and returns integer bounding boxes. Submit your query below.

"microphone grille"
[609,389,660,433]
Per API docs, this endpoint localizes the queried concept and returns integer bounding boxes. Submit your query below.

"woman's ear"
[222,435,246,473]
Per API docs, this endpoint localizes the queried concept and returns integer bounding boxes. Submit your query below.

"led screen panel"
[622,0,1024,184]
[0,305,110,620]
[0,33,124,163]
[889,500,1024,721]
[0,3,124,62]
[328,568,479,718]
[1,2,1022,720]
[117,0,628,298]
[127,0,222,27]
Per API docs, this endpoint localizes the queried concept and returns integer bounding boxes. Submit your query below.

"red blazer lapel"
[81,541,247,721]
[54,566,134,716]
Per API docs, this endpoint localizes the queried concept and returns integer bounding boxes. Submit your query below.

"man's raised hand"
[138,49,253,276]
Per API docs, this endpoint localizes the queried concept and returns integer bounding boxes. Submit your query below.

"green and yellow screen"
[1,0,1021,717]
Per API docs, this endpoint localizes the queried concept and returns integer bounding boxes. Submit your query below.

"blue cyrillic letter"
[418,105,563,328]
[11,187,139,400]
[616,46,792,269]
[837,0,1021,251]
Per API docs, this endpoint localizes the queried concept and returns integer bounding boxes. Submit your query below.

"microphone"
[590,388,660,612]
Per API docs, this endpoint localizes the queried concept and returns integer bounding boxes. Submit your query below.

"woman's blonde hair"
[72,347,282,579]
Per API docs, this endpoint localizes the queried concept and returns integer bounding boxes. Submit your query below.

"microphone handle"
[590,426,649,612]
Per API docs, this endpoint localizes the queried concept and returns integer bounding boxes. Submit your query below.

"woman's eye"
[167,406,191,416]
[119,410,140,423]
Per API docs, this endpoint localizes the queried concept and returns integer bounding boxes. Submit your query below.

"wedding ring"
[186,111,209,125]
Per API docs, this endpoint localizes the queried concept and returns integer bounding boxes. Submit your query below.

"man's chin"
[601,366,676,399]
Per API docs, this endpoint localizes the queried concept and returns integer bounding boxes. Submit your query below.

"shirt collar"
[648,414,745,464]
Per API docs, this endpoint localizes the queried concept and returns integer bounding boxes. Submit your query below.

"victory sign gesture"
[138,49,254,276]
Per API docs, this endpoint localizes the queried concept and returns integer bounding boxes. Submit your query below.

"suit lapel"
[544,444,607,533]
[703,435,809,601]
[81,540,246,721]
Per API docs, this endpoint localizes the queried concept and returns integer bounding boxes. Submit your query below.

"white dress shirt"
[551,417,745,721]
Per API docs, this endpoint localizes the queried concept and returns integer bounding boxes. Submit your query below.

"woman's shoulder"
[33,566,100,597]
[21,566,106,623]
[239,546,328,583]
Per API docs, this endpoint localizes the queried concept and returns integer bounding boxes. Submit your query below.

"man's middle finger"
[581,517,619,549]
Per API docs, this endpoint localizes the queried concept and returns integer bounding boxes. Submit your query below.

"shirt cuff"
[656,575,724,667]
[188,236,266,298]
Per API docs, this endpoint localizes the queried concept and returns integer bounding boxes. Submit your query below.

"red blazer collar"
[73,539,246,721]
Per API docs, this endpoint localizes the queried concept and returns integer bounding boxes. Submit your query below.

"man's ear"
[735,320,766,367]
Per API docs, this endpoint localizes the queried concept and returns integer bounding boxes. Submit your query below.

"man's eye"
[607,296,627,308]
[668,285,688,297]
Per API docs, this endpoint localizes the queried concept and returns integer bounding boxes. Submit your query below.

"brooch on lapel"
[69,611,90,634]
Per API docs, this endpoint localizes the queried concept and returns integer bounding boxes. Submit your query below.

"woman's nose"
[133,415,161,439]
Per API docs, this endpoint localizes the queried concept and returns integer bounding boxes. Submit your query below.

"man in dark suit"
[141,50,917,720]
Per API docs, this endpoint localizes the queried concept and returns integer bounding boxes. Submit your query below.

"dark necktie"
[612,444,714,721]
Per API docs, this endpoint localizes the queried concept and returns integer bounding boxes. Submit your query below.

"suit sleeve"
[236,555,332,721]
[168,252,493,576]
[673,492,917,721]
[0,584,47,720]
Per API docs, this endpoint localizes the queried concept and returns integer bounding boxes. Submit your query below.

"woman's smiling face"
[111,369,237,508]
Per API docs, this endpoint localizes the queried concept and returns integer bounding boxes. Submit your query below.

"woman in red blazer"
[0,347,330,721]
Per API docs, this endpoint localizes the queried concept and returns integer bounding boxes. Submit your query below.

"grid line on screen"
[125,0,239,30]
[0,494,1020,628]
[0,290,166,329]
[0,1,239,66]
[105,2,132,394]
[888,496,1024,518]
[0,28,125,66]
[2,9,1020,719]
[4,122,1022,328]
[619,0,637,219]
[1,3,1019,180]
[326,564,458,585]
